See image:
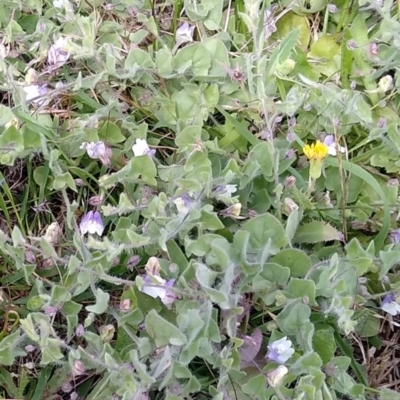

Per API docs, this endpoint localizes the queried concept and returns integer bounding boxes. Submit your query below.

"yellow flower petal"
[302,140,328,161]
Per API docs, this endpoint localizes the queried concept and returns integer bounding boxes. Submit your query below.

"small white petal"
[382,301,400,316]
[173,198,189,214]
[132,139,150,157]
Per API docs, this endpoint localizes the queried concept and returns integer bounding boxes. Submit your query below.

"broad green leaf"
[242,213,288,254]
[270,249,311,277]
[294,221,342,244]
[145,310,187,346]
[86,288,110,314]
[313,329,336,364]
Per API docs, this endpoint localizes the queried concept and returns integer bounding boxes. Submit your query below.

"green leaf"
[85,288,110,314]
[313,329,336,364]
[98,121,125,144]
[270,249,311,278]
[286,278,317,306]
[276,12,310,50]
[145,310,187,347]
[266,29,299,77]
[294,221,342,244]
[276,301,311,335]
[242,213,288,254]
[325,158,390,252]
[354,312,380,338]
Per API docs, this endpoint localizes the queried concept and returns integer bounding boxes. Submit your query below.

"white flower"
[53,0,63,7]
[266,337,295,364]
[176,22,195,44]
[132,138,154,157]
[267,365,288,387]
[323,135,346,156]
[141,275,176,306]
[381,294,400,316]
[47,37,70,69]
[173,195,191,214]
[23,84,48,106]
[80,141,111,165]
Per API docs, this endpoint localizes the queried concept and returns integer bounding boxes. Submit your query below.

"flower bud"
[267,365,288,387]
[127,255,140,270]
[88,196,102,206]
[119,299,131,311]
[74,178,87,187]
[73,360,85,376]
[284,175,296,188]
[43,222,61,245]
[100,324,115,342]
[145,256,160,275]
[75,324,85,337]
[379,75,393,92]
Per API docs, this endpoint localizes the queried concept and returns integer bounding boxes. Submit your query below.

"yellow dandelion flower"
[303,140,328,181]
[303,140,328,161]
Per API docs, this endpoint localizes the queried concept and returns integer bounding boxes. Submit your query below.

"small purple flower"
[75,324,85,337]
[286,133,295,142]
[79,211,104,236]
[389,229,400,244]
[378,117,387,129]
[347,39,358,51]
[43,306,58,317]
[266,337,294,364]
[289,116,296,127]
[285,149,295,158]
[327,4,338,12]
[381,293,400,316]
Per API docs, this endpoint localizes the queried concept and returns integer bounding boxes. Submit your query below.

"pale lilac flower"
[389,229,400,244]
[176,22,195,44]
[347,39,357,50]
[25,345,36,353]
[381,293,400,316]
[73,360,85,376]
[327,4,338,12]
[378,117,387,129]
[132,138,155,157]
[173,194,192,214]
[266,337,294,364]
[24,84,48,106]
[75,324,85,337]
[80,141,112,165]
[47,37,70,69]
[214,184,237,198]
[141,275,176,306]
[43,306,58,317]
[323,135,346,156]
[79,211,104,236]
[285,149,295,158]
